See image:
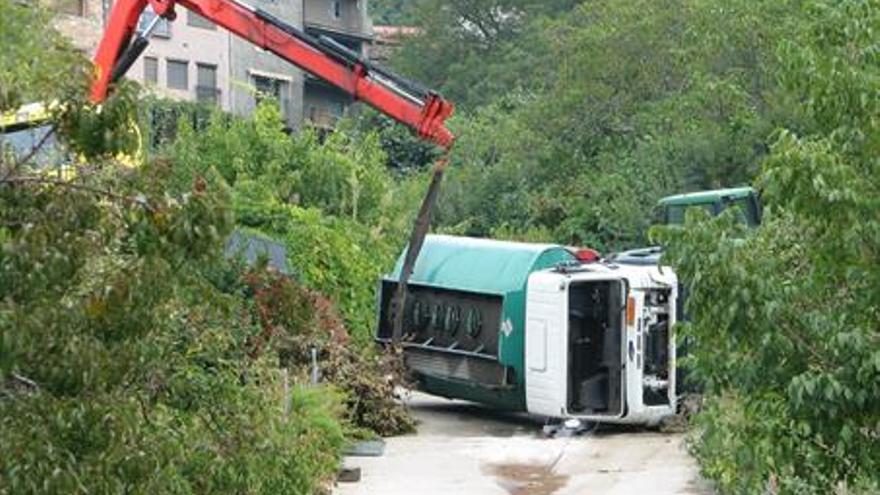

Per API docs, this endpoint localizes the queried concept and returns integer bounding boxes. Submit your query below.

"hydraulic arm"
[91,0,455,343]
[91,0,456,344]
[91,0,454,148]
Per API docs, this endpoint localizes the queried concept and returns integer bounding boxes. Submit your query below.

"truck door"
[524,272,569,417]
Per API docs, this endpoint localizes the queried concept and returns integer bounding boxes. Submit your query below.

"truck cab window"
[665,203,715,224]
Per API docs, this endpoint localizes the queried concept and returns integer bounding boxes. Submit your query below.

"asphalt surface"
[335,391,713,495]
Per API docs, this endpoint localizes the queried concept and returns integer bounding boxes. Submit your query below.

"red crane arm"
[91,0,455,148]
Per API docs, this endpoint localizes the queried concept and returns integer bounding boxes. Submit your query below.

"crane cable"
[390,155,449,347]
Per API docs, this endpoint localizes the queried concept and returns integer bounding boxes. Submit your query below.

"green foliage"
[154,105,420,433]
[0,0,142,161]
[168,103,392,224]
[165,103,421,341]
[392,0,576,108]
[135,95,422,433]
[408,0,801,252]
[0,165,346,493]
[57,81,144,160]
[1,4,417,490]
[349,110,441,172]
[655,1,880,492]
[237,203,398,344]
[369,0,413,24]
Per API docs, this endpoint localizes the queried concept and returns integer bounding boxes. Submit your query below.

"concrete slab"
[335,391,713,495]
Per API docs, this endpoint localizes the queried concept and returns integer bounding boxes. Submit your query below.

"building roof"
[658,186,755,206]
[387,235,574,295]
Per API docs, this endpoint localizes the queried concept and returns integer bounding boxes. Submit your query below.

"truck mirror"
[749,192,763,226]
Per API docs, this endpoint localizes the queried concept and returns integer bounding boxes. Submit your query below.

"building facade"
[51,0,105,54]
[52,0,373,129]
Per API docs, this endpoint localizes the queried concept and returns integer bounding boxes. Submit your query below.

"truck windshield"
[665,202,716,224]
[665,197,755,226]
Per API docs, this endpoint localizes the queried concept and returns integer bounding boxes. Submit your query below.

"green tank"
[376,235,574,410]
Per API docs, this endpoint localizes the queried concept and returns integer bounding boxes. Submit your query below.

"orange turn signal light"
[626,296,636,327]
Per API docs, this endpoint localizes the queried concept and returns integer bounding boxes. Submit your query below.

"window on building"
[253,74,289,117]
[143,57,158,85]
[187,9,216,29]
[167,59,188,90]
[331,101,346,118]
[331,0,341,19]
[196,63,219,105]
[138,6,171,38]
[254,75,280,101]
[306,99,346,128]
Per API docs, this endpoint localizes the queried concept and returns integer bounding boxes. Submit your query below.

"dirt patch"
[482,462,569,495]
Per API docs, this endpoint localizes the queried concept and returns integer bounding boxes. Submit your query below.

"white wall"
[127,7,232,110]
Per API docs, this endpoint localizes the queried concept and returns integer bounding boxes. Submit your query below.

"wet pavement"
[335,391,713,495]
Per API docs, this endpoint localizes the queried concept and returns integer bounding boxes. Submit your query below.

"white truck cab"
[525,262,678,425]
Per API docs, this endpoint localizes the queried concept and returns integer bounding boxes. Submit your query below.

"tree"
[155,102,420,433]
[0,1,83,111]
[165,103,420,340]
[656,1,880,492]
[425,0,798,252]
[391,0,573,108]
[369,0,413,24]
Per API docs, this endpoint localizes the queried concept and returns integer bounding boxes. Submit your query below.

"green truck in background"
[611,186,762,266]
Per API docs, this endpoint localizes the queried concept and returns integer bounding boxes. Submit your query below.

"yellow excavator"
[0,102,52,132]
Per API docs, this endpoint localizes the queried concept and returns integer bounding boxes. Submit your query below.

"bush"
[0,166,345,493]
[240,267,415,436]
[166,104,421,342]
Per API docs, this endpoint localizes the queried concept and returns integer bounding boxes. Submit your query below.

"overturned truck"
[377,235,679,425]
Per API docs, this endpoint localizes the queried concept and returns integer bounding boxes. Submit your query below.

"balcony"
[195,86,221,105]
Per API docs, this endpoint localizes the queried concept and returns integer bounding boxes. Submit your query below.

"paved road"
[336,392,712,495]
